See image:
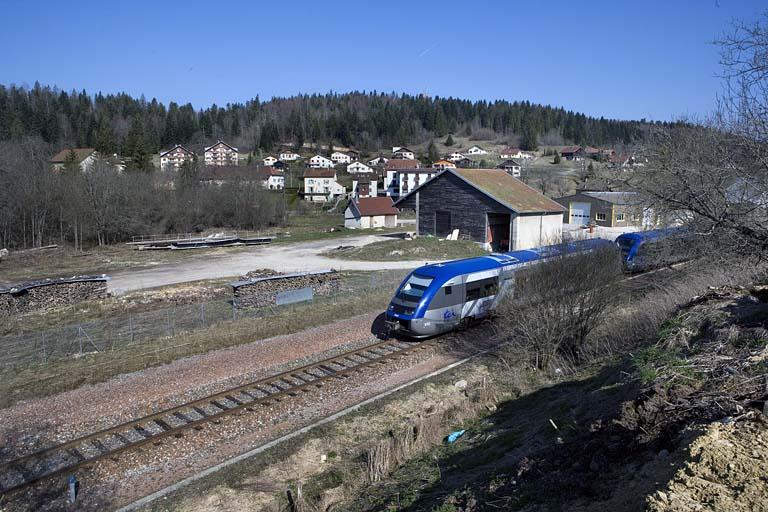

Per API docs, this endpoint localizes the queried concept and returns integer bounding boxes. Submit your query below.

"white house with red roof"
[344,197,399,229]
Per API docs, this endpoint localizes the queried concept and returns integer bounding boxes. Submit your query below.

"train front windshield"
[617,237,636,258]
[397,274,434,302]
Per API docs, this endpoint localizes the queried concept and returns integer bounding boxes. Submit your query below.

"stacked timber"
[0,275,110,317]
[231,270,339,308]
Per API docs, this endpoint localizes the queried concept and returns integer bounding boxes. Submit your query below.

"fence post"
[129,314,134,344]
[232,298,237,322]
[200,303,205,327]
[77,326,83,355]
[41,332,46,364]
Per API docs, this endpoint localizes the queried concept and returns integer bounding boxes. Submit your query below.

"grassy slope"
[322,238,487,262]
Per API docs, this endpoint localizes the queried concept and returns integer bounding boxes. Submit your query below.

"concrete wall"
[513,213,563,250]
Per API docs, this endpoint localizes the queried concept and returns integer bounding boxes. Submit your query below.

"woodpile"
[231,270,339,308]
[0,276,109,317]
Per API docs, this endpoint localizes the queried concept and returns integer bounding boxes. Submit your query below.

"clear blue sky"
[0,0,764,121]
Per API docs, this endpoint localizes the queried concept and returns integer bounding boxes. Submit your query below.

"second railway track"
[0,337,434,497]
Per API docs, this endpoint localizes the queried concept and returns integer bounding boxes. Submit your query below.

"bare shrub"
[496,246,624,369]
[469,128,496,141]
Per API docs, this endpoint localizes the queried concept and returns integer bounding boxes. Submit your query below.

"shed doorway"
[487,213,511,252]
[435,210,452,237]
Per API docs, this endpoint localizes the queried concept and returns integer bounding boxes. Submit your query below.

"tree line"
[0,85,662,169]
[0,138,285,250]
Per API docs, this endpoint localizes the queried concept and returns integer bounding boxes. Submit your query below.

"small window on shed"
[616,213,625,221]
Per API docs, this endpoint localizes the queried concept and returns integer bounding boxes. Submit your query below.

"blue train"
[385,238,614,338]
[615,227,686,272]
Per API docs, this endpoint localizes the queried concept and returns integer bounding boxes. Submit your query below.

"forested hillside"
[0,84,657,160]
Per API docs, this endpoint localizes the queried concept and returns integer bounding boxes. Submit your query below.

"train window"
[466,288,480,301]
[399,274,433,299]
[483,283,498,297]
[444,286,452,295]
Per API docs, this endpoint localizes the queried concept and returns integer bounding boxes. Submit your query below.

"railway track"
[0,338,433,497]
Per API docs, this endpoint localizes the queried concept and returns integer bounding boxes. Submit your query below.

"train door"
[462,275,500,319]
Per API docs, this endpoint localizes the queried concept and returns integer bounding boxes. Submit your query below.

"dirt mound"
[648,419,768,512]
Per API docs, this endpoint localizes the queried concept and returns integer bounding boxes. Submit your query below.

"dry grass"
[0,287,394,407]
[322,237,486,262]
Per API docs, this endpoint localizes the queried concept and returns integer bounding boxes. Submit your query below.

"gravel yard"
[0,312,382,461]
[5,336,458,511]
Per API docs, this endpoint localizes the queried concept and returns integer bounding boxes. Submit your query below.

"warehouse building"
[394,168,565,251]
[555,191,646,228]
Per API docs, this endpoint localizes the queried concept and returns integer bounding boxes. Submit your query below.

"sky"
[0,0,765,121]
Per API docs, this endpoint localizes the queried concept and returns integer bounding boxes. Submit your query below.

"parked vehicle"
[385,239,614,338]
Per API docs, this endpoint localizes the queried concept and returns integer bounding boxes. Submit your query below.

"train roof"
[615,227,684,243]
[412,238,613,279]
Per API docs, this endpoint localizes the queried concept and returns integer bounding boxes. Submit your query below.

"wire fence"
[0,271,406,370]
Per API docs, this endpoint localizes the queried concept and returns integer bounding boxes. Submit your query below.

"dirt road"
[108,234,429,293]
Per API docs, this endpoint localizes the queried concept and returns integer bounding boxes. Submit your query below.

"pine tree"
[445,134,455,146]
[427,141,439,163]
[553,153,561,164]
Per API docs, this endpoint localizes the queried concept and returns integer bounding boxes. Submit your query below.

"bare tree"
[621,14,768,256]
[497,246,624,369]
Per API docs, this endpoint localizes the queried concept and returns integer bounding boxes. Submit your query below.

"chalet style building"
[560,146,584,161]
[50,148,97,171]
[160,145,196,170]
[302,169,346,202]
[392,146,415,160]
[204,141,239,166]
[308,154,335,168]
[344,197,398,229]
[394,168,564,251]
[347,161,374,174]
[279,150,301,161]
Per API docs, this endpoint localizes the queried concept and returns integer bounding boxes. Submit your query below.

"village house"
[344,197,398,229]
[347,161,374,174]
[555,191,646,228]
[368,155,388,166]
[204,141,239,167]
[160,145,196,170]
[392,146,415,160]
[499,147,524,159]
[394,168,564,251]
[50,148,98,172]
[197,165,284,190]
[497,159,522,177]
[331,151,352,164]
[346,149,360,161]
[308,154,335,168]
[263,155,278,166]
[351,178,378,198]
[397,168,440,196]
[279,150,301,161]
[256,166,285,190]
[455,157,476,168]
[559,146,584,161]
[302,168,346,202]
[466,145,488,155]
[447,152,466,162]
[384,159,421,197]
[432,159,457,170]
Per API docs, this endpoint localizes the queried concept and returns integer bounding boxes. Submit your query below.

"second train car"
[385,238,613,338]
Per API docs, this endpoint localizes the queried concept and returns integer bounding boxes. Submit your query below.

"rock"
[0,248,8,261]
[454,380,468,390]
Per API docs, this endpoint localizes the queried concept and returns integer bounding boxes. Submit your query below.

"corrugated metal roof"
[583,191,641,205]
[451,169,565,214]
